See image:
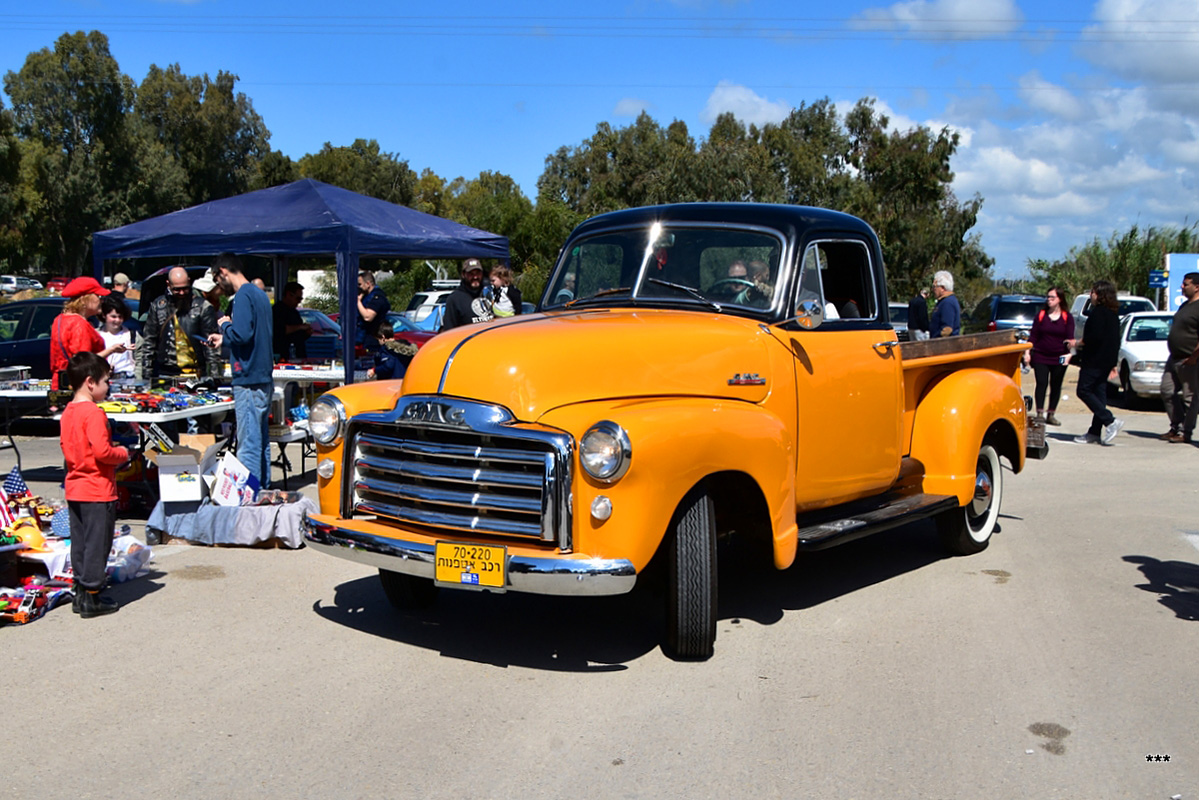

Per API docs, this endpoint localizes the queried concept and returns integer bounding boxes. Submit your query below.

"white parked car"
[403,289,454,325]
[1071,293,1155,340]
[1107,311,1173,397]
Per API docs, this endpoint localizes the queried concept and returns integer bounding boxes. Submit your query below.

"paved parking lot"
[3,391,1197,798]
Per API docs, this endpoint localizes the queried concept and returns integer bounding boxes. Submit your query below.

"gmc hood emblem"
[400,401,468,426]
[728,373,766,386]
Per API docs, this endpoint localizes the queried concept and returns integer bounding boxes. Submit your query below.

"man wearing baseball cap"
[50,278,130,390]
[441,258,494,331]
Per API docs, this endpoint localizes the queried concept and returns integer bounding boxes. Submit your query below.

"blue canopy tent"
[91,178,510,384]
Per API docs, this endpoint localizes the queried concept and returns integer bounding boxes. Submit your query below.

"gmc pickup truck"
[304,203,1043,659]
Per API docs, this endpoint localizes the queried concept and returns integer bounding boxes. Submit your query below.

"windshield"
[543,224,784,312]
[996,300,1042,322]
[1118,298,1155,315]
[1126,315,1171,342]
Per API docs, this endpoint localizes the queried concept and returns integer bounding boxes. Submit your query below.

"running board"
[796,492,959,551]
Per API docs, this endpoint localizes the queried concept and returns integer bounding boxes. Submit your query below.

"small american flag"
[0,487,14,528]
[3,466,29,498]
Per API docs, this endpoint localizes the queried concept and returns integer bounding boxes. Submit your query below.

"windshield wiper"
[645,278,721,312]
[564,287,633,308]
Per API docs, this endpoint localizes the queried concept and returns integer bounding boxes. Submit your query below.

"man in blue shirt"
[929,270,961,338]
[207,253,274,488]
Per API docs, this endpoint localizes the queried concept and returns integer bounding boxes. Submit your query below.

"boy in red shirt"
[61,352,130,618]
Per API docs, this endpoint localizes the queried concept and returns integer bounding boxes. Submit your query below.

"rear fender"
[539,398,799,571]
[909,369,1026,504]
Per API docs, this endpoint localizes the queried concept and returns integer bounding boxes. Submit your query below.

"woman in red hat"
[50,277,131,390]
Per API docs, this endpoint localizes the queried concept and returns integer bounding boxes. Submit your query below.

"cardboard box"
[146,434,226,502]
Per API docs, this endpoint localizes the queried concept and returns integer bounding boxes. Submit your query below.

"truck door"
[788,239,903,507]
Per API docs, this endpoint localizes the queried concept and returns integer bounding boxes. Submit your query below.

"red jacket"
[60,401,129,502]
[50,314,104,390]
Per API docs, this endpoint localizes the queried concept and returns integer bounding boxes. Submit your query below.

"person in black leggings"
[1023,286,1072,425]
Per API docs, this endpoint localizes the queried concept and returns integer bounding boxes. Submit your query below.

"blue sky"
[3,0,1198,279]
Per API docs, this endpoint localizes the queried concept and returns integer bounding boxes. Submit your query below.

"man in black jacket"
[136,266,221,379]
[440,259,493,331]
[1072,280,1123,445]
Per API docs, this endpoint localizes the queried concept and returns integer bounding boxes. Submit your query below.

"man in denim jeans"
[207,253,274,487]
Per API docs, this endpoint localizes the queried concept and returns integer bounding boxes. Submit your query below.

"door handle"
[872,340,898,353]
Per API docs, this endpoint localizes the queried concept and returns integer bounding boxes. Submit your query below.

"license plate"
[434,542,507,589]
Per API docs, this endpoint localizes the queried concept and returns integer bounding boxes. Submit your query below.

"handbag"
[54,317,71,390]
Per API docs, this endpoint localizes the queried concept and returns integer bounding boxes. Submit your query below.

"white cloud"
[1034,225,1053,241]
[1010,191,1109,218]
[955,146,1065,196]
[1070,154,1168,192]
[613,97,650,117]
[1080,0,1199,84]
[1017,72,1087,121]
[700,81,790,127]
[852,0,1023,38]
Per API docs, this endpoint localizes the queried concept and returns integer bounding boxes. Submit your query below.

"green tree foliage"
[411,168,448,217]
[135,64,270,205]
[4,31,136,273]
[251,150,299,190]
[538,113,702,215]
[446,172,581,303]
[298,138,416,205]
[841,99,990,302]
[1026,223,1199,301]
[0,102,24,264]
[536,98,990,301]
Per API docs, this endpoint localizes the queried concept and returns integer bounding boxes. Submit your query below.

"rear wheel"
[665,488,718,660]
[936,443,1002,556]
[378,569,438,610]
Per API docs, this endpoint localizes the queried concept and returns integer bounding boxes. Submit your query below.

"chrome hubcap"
[970,469,992,518]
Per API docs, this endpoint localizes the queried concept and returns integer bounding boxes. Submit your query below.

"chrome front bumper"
[1129,370,1164,398]
[303,516,638,596]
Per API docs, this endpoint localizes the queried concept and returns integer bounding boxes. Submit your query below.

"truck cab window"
[797,240,876,321]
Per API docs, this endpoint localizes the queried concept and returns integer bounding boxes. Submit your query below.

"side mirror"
[794,298,824,330]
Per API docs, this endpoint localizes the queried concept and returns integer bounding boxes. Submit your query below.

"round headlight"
[580,421,631,482]
[309,395,346,445]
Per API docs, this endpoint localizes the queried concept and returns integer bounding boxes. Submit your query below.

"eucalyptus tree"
[135,64,270,205]
[4,30,135,272]
[298,138,417,206]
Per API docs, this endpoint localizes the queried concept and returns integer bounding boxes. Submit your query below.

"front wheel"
[378,569,438,610]
[936,443,1002,556]
[665,488,717,660]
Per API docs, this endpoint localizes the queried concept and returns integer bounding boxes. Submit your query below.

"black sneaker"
[71,589,81,614]
[79,590,119,618]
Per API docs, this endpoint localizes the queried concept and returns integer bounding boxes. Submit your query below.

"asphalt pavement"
[3,388,1197,798]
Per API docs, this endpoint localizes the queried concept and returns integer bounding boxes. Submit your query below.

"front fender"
[539,397,798,572]
[909,368,1026,504]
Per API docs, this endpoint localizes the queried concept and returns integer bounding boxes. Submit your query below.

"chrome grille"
[345,397,573,548]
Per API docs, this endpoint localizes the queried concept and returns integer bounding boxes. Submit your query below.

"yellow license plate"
[434,542,507,589]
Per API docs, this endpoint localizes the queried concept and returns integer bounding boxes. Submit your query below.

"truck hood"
[399,309,774,420]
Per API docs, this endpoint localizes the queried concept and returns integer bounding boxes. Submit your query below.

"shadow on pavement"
[717,520,947,627]
[1124,554,1199,621]
[107,569,168,607]
[312,520,951,669]
[313,575,655,671]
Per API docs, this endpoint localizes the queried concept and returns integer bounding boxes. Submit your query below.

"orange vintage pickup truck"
[303,203,1045,659]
